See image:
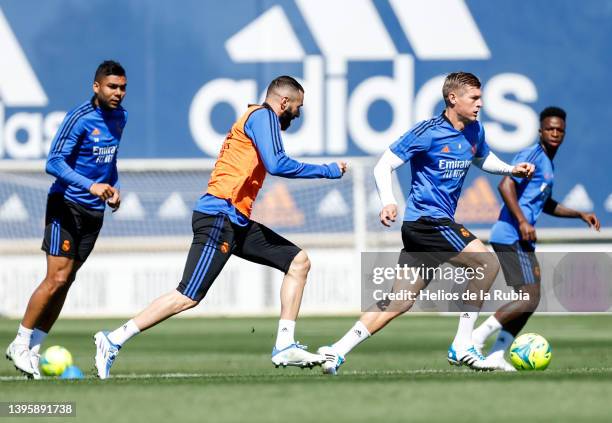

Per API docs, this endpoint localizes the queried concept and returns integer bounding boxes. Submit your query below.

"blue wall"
[0,0,610,229]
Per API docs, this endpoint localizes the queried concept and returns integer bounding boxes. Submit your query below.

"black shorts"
[177,212,302,301]
[398,217,478,270]
[491,241,540,286]
[41,194,104,262]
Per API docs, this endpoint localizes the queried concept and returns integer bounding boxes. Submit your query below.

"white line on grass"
[1,367,610,382]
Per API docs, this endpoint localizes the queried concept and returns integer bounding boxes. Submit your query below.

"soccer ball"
[40,346,73,376]
[509,333,552,370]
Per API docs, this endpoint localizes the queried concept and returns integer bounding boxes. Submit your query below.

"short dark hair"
[266,75,304,97]
[442,72,481,106]
[94,60,126,82]
[540,106,566,123]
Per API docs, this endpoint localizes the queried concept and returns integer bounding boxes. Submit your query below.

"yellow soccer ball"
[40,346,73,376]
[509,333,552,370]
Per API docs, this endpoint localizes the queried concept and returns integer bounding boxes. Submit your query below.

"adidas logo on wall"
[189,0,540,158]
[0,7,65,159]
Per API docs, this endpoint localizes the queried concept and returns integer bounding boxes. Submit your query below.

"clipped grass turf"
[1,315,611,422]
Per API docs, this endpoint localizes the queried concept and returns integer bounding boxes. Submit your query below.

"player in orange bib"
[94,76,347,378]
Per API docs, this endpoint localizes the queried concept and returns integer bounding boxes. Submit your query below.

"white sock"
[29,329,48,354]
[332,321,371,357]
[489,330,514,356]
[452,312,479,347]
[275,319,296,350]
[14,324,33,346]
[472,315,502,346]
[108,320,140,347]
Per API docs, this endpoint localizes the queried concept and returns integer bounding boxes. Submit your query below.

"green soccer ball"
[509,333,552,370]
[40,346,73,376]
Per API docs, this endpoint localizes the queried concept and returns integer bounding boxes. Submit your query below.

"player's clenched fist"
[379,204,398,227]
[107,189,121,211]
[337,161,348,175]
[512,162,535,179]
[89,183,116,201]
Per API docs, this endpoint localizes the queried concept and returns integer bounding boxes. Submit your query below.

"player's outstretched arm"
[498,176,536,241]
[543,198,601,231]
[246,109,344,179]
[374,149,404,227]
[472,150,535,178]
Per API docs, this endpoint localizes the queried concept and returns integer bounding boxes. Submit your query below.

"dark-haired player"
[318,72,535,374]
[472,106,600,371]
[94,76,346,379]
[6,60,128,379]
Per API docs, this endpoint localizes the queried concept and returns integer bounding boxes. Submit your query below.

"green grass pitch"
[1,315,611,422]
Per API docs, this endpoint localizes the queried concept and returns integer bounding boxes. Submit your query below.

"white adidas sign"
[0,8,65,159]
[189,0,539,158]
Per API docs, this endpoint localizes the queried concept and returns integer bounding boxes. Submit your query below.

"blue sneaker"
[93,331,120,379]
[448,344,493,371]
[317,346,345,375]
[271,343,325,368]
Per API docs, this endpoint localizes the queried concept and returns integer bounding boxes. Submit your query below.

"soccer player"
[317,72,535,374]
[472,107,600,371]
[94,76,346,379]
[5,61,128,379]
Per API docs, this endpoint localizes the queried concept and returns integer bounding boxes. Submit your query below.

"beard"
[279,109,296,131]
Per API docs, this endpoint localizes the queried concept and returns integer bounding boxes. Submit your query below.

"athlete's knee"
[173,291,199,313]
[288,250,311,277]
[525,287,541,311]
[44,271,73,293]
[476,251,499,279]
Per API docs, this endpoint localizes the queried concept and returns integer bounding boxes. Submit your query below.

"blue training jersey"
[47,99,127,210]
[489,143,554,247]
[390,113,490,221]
[195,106,341,226]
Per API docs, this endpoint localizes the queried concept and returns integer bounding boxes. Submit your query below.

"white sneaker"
[271,343,325,368]
[317,346,345,375]
[448,344,494,371]
[30,352,41,380]
[473,341,485,356]
[5,342,35,378]
[93,331,120,379]
[482,354,517,372]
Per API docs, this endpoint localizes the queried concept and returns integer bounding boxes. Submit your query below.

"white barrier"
[1,244,609,318]
[0,249,362,317]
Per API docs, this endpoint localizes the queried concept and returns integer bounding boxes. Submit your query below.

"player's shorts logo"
[61,240,71,252]
[220,241,230,254]
[460,228,470,238]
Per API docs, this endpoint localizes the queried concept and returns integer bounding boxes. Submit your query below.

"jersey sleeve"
[245,108,341,179]
[388,125,433,162]
[45,112,95,191]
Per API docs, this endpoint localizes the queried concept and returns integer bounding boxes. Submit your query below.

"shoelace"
[468,346,486,361]
[294,342,308,350]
